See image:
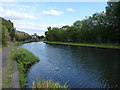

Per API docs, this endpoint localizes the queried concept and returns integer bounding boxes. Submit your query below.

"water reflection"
[21,42,120,88]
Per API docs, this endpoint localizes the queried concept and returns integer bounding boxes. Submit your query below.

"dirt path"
[9,61,20,88]
[2,47,10,88]
[2,47,20,88]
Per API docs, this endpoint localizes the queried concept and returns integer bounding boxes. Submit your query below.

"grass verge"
[44,41,120,49]
[10,47,39,88]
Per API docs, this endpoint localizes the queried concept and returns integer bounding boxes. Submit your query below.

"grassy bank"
[7,41,35,46]
[10,47,39,88]
[44,41,120,49]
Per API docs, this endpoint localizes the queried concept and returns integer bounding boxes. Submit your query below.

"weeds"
[32,80,68,89]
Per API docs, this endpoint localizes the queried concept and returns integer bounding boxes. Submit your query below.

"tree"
[45,2,120,44]
[38,35,45,39]
[47,26,52,31]
[105,2,120,43]
[2,25,9,45]
[1,17,15,41]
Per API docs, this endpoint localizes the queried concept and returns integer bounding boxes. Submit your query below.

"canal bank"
[44,41,120,50]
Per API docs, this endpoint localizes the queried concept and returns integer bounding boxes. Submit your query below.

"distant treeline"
[45,2,120,44]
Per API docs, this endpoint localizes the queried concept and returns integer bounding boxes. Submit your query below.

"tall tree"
[2,25,9,45]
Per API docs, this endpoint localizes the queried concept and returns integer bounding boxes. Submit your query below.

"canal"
[21,42,120,88]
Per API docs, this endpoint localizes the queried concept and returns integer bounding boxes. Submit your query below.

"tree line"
[45,2,120,44]
[0,17,32,45]
[1,17,15,45]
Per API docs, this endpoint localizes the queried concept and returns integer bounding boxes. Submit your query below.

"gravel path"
[2,47,10,88]
[2,47,20,88]
[9,61,20,88]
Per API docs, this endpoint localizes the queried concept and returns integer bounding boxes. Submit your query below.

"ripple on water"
[21,42,120,88]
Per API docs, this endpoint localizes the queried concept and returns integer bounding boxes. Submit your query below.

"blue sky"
[0,2,107,35]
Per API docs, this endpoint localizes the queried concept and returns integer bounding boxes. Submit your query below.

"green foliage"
[45,2,120,44]
[1,17,32,43]
[10,47,39,87]
[37,35,45,39]
[105,2,120,43]
[15,34,32,41]
[32,80,68,89]
[1,17,15,40]
[2,25,9,46]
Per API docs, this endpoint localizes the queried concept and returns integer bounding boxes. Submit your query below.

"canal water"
[21,42,120,88]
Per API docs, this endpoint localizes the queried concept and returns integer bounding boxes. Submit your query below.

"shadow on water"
[21,42,120,88]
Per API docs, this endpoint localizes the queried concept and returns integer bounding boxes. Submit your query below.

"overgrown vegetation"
[32,80,68,89]
[10,47,39,88]
[45,2,120,44]
[1,17,15,41]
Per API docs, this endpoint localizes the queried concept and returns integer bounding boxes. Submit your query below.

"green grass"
[44,41,120,49]
[32,80,68,89]
[10,47,39,88]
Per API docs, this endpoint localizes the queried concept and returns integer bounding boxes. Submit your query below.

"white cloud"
[12,20,71,35]
[0,7,35,20]
[1,0,14,2]
[22,5,30,9]
[42,10,63,16]
[13,20,70,31]
[19,5,30,11]
[66,8,74,12]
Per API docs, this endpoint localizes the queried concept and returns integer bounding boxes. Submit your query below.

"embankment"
[44,41,120,50]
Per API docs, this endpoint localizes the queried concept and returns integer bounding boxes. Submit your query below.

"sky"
[0,2,107,36]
